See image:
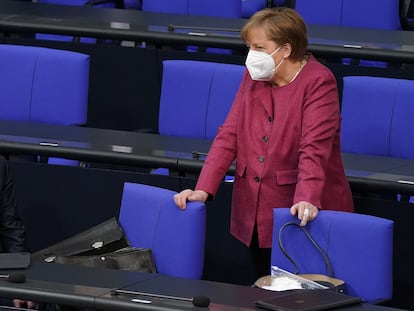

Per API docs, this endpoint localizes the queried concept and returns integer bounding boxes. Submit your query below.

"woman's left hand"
[290,201,319,226]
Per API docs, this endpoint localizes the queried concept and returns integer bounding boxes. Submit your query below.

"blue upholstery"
[154,60,244,178]
[272,208,394,304]
[341,76,395,156]
[389,79,414,159]
[294,0,342,26]
[342,0,401,30]
[242,0,267,18]
[0,44,89,166]
[0,44,89,125]
[118,182,206,279]
[292,0,400,68]
[142,0,187,14]
[158,60,244,139]
[293,0,400,29]
[188,0,241,18]
[341,76,414,158]
[143,0,241,16]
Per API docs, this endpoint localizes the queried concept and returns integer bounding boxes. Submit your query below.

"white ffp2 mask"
[245,46,283,81]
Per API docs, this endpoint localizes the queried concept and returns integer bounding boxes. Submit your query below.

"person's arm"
[294,69,340,208]
[195,71,249,197]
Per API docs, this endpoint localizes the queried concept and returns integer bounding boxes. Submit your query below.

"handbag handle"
[278,222,335,277]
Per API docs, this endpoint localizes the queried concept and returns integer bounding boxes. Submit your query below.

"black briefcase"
[32,217,129,261]
[31,217,157,274]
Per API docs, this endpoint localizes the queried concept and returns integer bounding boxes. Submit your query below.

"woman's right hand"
[174,189,209,210]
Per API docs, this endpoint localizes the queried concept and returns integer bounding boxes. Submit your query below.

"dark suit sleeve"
[0,156,27,253]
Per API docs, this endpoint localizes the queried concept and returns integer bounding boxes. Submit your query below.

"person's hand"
[174,189,209,209]
[13,299,38,309]
[290,201,319,226]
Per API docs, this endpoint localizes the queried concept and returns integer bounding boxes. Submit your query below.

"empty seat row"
[341,76,414,159]
[290,0,401,30]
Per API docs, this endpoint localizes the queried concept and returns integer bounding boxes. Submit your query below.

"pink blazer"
[196,55,354,248]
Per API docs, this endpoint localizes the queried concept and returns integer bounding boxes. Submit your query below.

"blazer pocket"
[276,169,298,185]
[235,164,247,178]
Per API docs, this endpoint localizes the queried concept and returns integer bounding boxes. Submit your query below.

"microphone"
[111,288,210,308]
[0,273,26,283]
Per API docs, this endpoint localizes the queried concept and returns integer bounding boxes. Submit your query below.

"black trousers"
[249,227,272,283]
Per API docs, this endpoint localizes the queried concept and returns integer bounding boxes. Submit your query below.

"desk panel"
[2,120,414,196]
[2,1,414,63]
[0,261,400,311]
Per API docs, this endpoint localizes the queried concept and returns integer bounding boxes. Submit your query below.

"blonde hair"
[241,7,308,61]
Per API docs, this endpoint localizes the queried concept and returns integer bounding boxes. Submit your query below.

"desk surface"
[0,261,406,311]
[1,120,414,195]
[0,120,211,171]
[1,1,414,62]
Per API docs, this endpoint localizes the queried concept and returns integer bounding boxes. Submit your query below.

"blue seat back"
[0,44,89,125]
[188,0,241,17]
[158,60,244,139]
[341,76,395,156]
[272,208,393,303]
[119,182,206,279]
[294,0,342,25]
[341,76,414,158]
[342,0,401,29]
[389,79,414,158]
[293,0,400,29]
[142,0,188,14]
[241,0,267,18]
[143,0,241,17]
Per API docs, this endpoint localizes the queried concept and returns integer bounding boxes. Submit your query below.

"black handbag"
[278,222,346,294]
[32,217,157,274]
[53,246,156,273]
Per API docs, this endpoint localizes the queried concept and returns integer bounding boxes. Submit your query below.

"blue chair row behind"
[289,0,400,68]
[153,60,245,178]
[340,75,414,202]
[0,44,90,165]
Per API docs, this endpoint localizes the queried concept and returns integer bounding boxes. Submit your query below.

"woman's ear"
[281,43,292,58]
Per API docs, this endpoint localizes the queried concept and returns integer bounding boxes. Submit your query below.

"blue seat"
[142,0,187,14]
[340,76,395,156]
[154,60,244,178]
[341,76,414,202]
[341,76,414,158]
[342,0,400,30]
[292,0,400,67]
[0,45,89,125]
[294,0,342,25]
[0,44,89,165]
[242,0,267,18]
[271,208,394,304]
[158,60,244,139]
[118,182,206,279]
[143,0,241,16]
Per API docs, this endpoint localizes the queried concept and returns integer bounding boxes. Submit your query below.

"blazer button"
[258,156,265,163]
[268,116,273,122]
[255,176,260,182]
[262,135,268,142]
